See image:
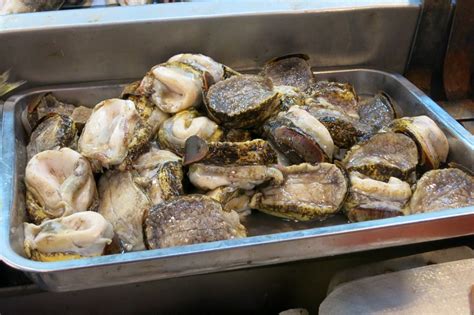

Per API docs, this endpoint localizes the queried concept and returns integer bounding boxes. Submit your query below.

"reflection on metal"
[0,2,419,86]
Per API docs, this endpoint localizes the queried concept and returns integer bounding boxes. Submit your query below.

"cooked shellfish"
[188,163,283,191]
[158,109,223,155]
[26,113,77,161]
[264,106,334,163]
[250,163,348,221]
[25,148,97,224]
[275,85,306,111]
[183,136,277,166]
[138,61,206,114]
[344,172,411,222]
[24,212,113,262]
[306,81,359,119]
[78,98,142,170]
[168,53,225,85]
[207,187,254,217]
[303,104,368,149]
[409,168,474,214]
[98,170,151,252]
[144,195,246,249]
[388,115,449,170]
[133,147,184,205]
[261,54,314,91]
[205,74,280,129]
[121,81,169,134]
[342,132,418,182]
[0,0,64,15]
[358,92,395,135]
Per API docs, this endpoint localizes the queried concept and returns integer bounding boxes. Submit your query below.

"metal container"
[1,68,473,291]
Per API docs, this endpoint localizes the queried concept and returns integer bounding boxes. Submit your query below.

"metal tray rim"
[1,68,473,275]
[0,1,421,34]
[1,206,474,274]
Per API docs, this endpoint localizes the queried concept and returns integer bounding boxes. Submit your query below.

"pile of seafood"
[22,53,474,262]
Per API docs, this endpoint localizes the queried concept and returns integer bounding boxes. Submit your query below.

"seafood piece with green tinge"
[409,168,474,214]
[342,132,418,182]
[205,74,280,129]
[133,147,184,205]
[138,61,207,114]
[183,136,277,166]
[344,172,411,222]
[24,212,113,262]
[264,106,334,163]
[188,163,283,191]
[250,163,348,221]
[26,113,77,161]
[387,115,449,170]
[158,109,223,155]
[144,195,246,249]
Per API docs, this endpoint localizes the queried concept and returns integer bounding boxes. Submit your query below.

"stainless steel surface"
[0,1,420,87]
[1,237,473,314]
[1,69,473,292]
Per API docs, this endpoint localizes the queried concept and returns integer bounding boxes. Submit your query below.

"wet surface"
[243,211,348,237]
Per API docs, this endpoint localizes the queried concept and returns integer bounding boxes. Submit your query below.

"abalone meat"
[25,148,97,224]
[188,163,283,191]
[98,170,151,252]
[264,106,334,163]
[158,109,223,155]
[78,98,143,170]
[24,211,113,262]
[144,195,246,249]
[306,81,359,119]
[183,136,277,166]
[133,147,184,205]
[261,54,315,91]
[205,74,280,129]
[207,186,254,217]
[138,61,207,114]
[342,132,418,182]
[26,113,77,161]
[388,115,449,170]
[409,168,474,214]
[250,163,348,221]
[344,172,412,222]
[121,81,169,134]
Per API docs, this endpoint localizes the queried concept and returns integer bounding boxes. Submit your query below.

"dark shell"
[183,136,278,166]
[304,105,368,148]
[261,54,314,91]
[23,93,76,133]
[223,129,253,142]
[144,195,246,249]
[342,132,418,182]
[205,74,280,129]
[26,113,77,161]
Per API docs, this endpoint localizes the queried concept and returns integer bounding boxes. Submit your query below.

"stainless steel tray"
[1,69,473,292]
